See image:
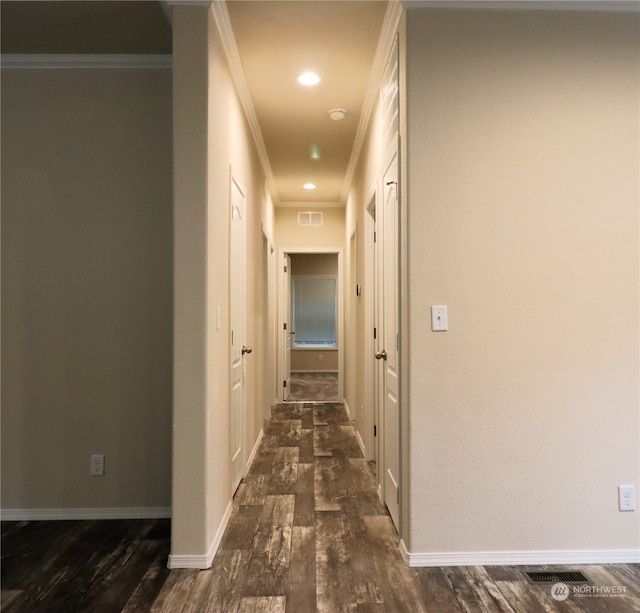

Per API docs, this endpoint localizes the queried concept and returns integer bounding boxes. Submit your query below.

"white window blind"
[292,277,336,347]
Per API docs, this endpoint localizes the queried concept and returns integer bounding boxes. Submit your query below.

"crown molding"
[165,0,212,6]
[160,0,214,24]
[339,0,404,205]
[211,1,281,205]
[277,202,344,209]
[1,54,172,70]
[401,1,640,12]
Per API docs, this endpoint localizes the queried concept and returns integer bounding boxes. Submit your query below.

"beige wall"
[291,350,338,372]
[290,253,338,276]
[171,5,270,563]
[275,206,345,250]
[345,94,383,455]
[405,9,639,555]
[1,69,173,510]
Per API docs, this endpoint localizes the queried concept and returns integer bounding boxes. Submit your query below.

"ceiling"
[2,0,389,207]
[225,1,388,205]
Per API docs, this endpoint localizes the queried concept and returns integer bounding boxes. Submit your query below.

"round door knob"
[375,350,387,361]
[242,346,252,355]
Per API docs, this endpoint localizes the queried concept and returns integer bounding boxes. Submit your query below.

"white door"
[282,254,292,401]
[379,151,400,530]
[230,175,248,494]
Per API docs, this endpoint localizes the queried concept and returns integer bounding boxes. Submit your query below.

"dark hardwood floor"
[288,372,339,402]
[3,403,639,612]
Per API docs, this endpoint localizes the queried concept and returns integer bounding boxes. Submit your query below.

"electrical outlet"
[619,485,635,511]
[90,454,105,476]
[319,354,324,362]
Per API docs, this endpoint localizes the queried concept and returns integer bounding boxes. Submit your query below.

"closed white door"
[230,175,247,494]
[282,254,292,401]
[380,150,400,530]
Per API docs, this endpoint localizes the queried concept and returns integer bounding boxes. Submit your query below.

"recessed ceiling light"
[297,72,320,86]
[303,183,316,190]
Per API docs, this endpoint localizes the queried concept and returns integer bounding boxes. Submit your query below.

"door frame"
[380,145,400,530]
[229,170,248,495]
[278,247,344,403]
[364,183,378,465]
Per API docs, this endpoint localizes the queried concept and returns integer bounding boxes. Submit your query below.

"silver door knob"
[242,346,252,355]
[375,350,387,361]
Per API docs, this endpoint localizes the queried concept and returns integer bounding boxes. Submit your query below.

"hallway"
[153,402,426,612]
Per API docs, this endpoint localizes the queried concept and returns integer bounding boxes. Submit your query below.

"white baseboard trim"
[355,429,366,457]
[167,500,233,570]
[291,369,339,373]
[0,507,171,521]
[343,398,351,421]
[246,428,264,472]
[399,541,640,567]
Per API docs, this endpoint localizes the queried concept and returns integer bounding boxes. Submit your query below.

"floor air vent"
[526,571,589,584]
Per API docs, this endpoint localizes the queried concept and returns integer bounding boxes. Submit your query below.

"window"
[292,277,337,348]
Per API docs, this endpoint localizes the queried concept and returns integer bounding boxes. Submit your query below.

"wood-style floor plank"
[197,549,252,613]
[493,578,587,613]
[286,526,316,613]
[238,595,286,613]
[364,515,427,613]
[219,504,262,550]
[149,568,198,613]
[120,541,172,613]
[416,566,466,613]
[340,497,384,607]
[4,403,640,613]
[567,565,640,613]
[315,511,357,613]
[314,457,341,511]
[243,495,294,598]
[268,447,299,494]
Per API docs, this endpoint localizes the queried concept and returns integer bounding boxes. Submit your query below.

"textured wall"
[2,69,173,510]
[406,9,639,554]
[171,6,269,560]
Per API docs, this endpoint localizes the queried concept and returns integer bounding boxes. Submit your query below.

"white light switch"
[216,306,221,331]
[431,305,448,331]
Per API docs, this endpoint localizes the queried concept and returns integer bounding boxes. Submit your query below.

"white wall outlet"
[90,454,105,476]
[619,485,636,511]
[319,354,324,362]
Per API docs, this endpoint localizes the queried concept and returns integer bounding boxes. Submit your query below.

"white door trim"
[278,247,344,403]
[364,183,378,462]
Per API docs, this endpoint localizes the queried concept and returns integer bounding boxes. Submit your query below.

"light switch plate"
[431,306,448,331]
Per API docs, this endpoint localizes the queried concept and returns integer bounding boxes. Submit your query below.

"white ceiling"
[225,1,389,206]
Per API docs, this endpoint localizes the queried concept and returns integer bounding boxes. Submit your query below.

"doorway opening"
[279,248,344,404]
